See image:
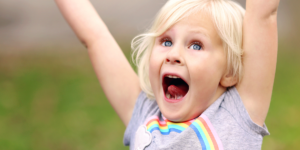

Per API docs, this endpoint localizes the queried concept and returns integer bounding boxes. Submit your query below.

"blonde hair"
[132,0,245,99]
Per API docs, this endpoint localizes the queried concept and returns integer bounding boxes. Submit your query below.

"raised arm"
[55,0,141,126]
[236,0,280,126]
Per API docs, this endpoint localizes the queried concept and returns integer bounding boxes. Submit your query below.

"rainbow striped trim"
[145,116,192,135]
[144,115,223,150]
[190,115,223,150]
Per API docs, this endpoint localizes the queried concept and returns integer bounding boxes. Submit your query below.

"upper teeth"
[166,75,180,79]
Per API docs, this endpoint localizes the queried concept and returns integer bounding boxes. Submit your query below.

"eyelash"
[159,37,204,50]
[188,41,203,50]
[160,37,171,44]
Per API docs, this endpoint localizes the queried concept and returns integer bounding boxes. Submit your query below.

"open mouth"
[163,74,189,100]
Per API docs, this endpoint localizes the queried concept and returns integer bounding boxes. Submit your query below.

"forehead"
[165,11,222,44]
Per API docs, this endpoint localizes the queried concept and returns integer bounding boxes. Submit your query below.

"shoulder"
[134,92,159,117]
[221,88,269,136]
[202,87,269,149]
[127,91,159,126]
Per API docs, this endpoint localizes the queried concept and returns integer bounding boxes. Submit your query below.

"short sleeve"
[227,87,270,136]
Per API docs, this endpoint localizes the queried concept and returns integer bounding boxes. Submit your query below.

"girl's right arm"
[55,0,141,126]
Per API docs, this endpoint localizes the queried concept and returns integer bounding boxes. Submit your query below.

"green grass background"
[0,44,299,150]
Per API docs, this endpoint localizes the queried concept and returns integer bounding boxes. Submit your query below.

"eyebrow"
[188,28,210,38]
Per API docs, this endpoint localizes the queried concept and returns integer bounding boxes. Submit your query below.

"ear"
[220,72,238,87]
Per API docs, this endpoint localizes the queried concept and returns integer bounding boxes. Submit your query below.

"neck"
[213,85,227,102]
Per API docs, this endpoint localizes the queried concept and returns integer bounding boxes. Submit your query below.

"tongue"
[167,84,188,97]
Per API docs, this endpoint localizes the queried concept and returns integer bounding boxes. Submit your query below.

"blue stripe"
[147,123,186,135]
[149,127,182,135]
[168,125,186,131]
[149,127,169,133]
[192,122,210,150]
[147,124,186,132]
[190,124,207,150]
[148,124,159,132]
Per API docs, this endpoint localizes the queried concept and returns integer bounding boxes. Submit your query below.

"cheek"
[149,54,163,94]
[149,57,157,83]
[149,47,167,77]
[188,55,224,88]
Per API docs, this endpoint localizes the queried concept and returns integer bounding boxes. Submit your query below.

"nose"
[165,46,184,65]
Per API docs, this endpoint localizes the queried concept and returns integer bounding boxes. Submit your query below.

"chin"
[159,105,190,122]
[162,111,183,122]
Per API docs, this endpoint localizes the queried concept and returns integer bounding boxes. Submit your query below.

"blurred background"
[0,0,299,149]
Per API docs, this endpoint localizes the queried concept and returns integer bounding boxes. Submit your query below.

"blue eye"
[162,41,172,47]
[189,43,202,50]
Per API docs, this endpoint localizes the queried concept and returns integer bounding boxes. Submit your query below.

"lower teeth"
[166,92,183,99]
[166,93,171,99]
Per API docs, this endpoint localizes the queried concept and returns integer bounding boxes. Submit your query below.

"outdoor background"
[0,0,299,150]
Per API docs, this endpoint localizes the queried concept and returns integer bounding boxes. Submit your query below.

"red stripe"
[146,119,167,127]
[146,118,192,127]
[182,120,192,126]
[198,117,219,150]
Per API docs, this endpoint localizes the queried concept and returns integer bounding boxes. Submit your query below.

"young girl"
[55,0,280,149]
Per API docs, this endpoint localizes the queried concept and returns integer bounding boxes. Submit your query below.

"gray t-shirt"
[124,87,269,150]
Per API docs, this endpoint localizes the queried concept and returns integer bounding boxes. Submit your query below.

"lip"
[161,72,188,103]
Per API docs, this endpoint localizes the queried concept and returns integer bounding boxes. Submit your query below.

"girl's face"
[149,12,228,122]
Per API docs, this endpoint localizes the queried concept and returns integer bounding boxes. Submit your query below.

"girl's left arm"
[236,0,280,127]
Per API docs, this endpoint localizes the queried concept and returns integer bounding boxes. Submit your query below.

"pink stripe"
[188,118,196,123]
[144,116,159,125]
[201,114,224,150]
[144,116,167,125]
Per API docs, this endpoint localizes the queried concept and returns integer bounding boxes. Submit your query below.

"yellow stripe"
[147,121,189,130]
[147,121,168,130]
[195,119,215,150]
